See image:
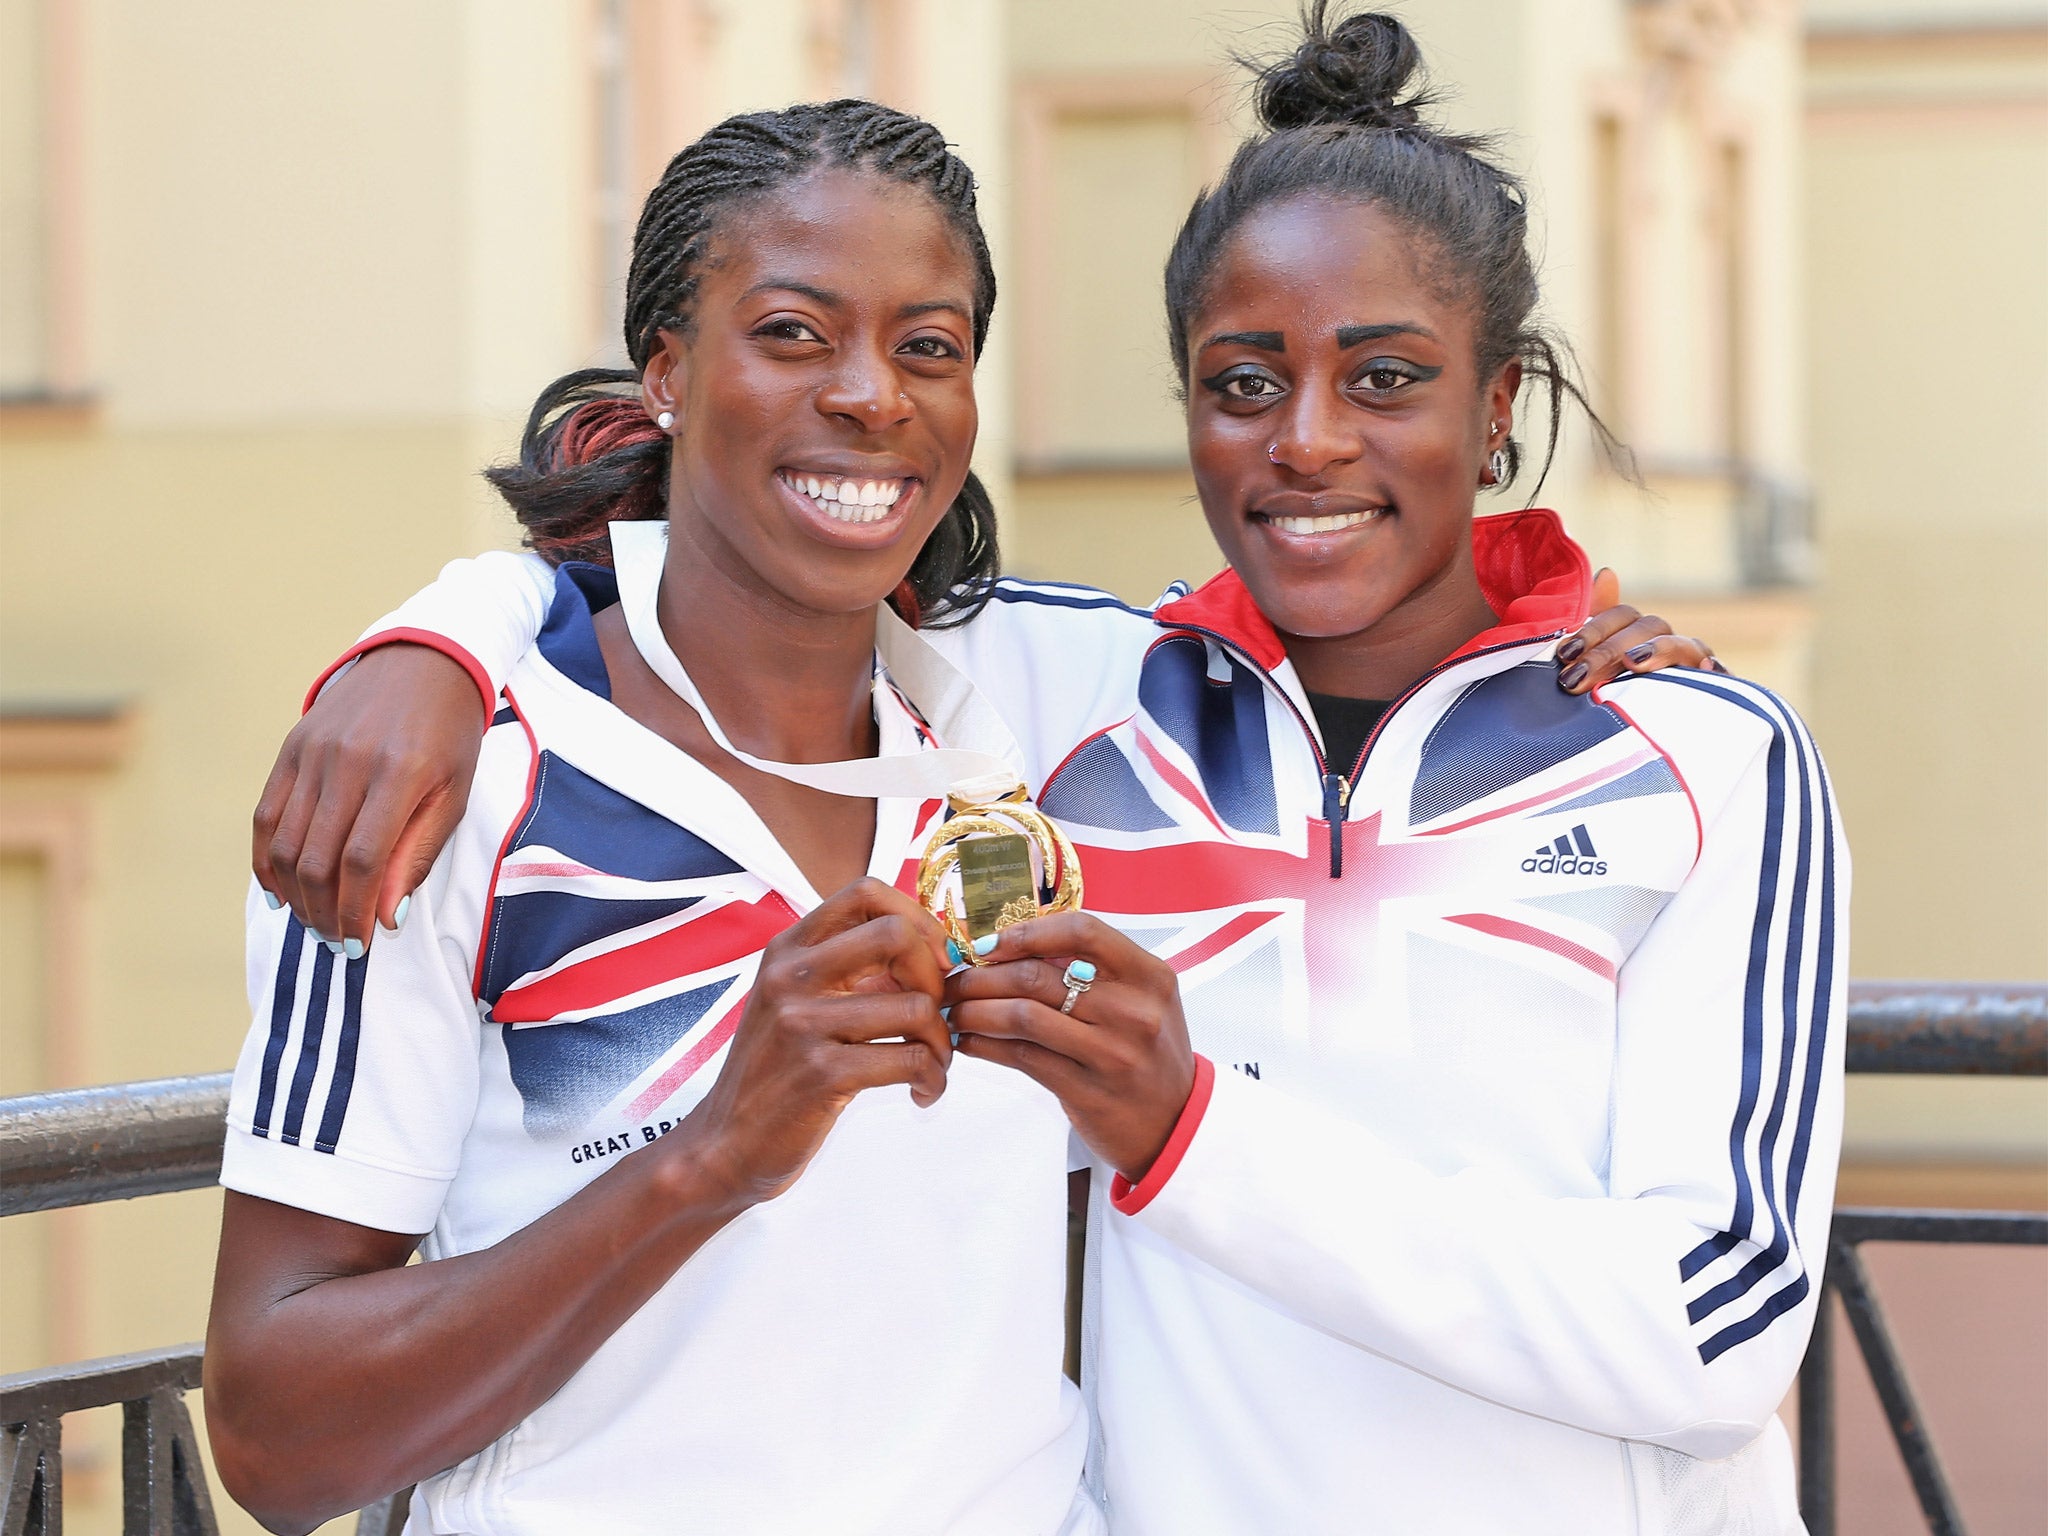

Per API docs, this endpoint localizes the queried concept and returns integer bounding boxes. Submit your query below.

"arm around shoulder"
[254,549,557,948]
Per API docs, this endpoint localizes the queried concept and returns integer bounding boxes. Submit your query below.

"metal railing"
[1788,984,2048,1536]
[2,1345,216,1536]
[2,981,2043,1533]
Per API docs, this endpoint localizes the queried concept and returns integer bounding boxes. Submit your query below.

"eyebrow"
[1202,330,1286,353]
[745,279,840,307]
[896,298,973,324]
[742,281,970,326]
[1336,322,1436,348]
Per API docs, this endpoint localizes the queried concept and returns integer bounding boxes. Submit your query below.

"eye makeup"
[1198,364,1286,402]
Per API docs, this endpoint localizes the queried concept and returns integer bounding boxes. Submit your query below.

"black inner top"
[1306,691,1393,780]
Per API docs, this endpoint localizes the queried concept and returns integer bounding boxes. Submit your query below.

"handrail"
[1842,981,2047,1075]
[2,983,2039,1218]
[0,1072,230,1216]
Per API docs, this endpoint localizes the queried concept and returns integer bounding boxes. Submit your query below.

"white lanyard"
[610,520,1026,804]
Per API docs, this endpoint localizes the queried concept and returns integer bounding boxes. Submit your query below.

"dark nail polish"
[1559,661,1588,691]
[1556,636,1585,664]
[1625,643,1654,665]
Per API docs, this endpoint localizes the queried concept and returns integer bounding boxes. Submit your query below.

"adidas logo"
[1521,824,1609,876]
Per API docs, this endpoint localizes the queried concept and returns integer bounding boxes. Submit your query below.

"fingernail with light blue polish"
[972,933,999,957]
[387,894,411,933]
[342,937,366,962]
[323,937,344,955]
[946,938,963,967]
[1067,959,1097,982]
[262,890,284,911]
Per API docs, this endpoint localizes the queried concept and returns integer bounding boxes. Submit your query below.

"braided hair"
[1165,4,1624,498]
[487,99,1001,626]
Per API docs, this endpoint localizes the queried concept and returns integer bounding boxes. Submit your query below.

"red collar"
[1151,508,1592,674]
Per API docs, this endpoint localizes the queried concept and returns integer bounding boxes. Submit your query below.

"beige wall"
[1803,16,2048,1167]
[1804,17,2048,983]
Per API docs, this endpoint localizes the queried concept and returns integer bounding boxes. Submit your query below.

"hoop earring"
[656,411,675,432]
[1487,447,1509,487]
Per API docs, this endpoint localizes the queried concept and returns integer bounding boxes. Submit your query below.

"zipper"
[1159,623,1569,879]
[1320,771,1351,876]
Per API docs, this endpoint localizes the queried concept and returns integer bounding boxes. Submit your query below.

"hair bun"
[1252,5,1435,134]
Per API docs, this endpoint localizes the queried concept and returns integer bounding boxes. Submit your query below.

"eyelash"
[1196,359,1438,405]
[1198,366,1283,401]
[1357,362,1426,391]
[754,321,963,362]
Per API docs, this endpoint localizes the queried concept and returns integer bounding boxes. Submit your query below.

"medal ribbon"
[610,520,1026,803]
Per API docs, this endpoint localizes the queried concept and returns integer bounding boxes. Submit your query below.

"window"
[811,0,910,106]
[590,0,714,364]
[1013,76,1228,469]
[0,0,85,401]
[1591,112,1631,436]
[0,703,132,1368]
[1713,138,1747,463]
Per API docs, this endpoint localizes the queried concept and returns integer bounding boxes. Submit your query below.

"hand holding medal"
[916,780,1084,963]
[942,911,1198,1185]
[612,520,1193,1173]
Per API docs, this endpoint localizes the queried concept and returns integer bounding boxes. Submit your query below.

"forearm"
[207,1128,748,1532]
[1122,1068,1805,1453]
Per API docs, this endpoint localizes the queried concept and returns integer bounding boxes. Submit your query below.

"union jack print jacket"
[226,564,1092,1533]
[341,509,1850,1536]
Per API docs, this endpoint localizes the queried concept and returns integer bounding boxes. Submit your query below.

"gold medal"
[917,783,1083,961]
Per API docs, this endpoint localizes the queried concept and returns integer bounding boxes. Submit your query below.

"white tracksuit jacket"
[331,508,1848,1535]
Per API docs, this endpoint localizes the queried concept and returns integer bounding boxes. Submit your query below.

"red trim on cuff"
[302,627,497,724]
[1110,1054,1216,1216]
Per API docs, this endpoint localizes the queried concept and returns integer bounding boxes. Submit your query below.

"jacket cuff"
[302,627,497,725]
[1110,1054,1216,1216]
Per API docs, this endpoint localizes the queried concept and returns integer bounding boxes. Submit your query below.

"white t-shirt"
[222,564,1091,1535]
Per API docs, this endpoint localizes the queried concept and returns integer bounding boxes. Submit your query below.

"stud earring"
[656,411,675,432]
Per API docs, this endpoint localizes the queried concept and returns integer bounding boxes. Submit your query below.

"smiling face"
[1184,195,1517,679]
[642,168,980,618]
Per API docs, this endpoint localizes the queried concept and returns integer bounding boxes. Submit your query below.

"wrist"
[304,631,496,726]
[1111,1055,1216,1216]
[647,1120,759,1224]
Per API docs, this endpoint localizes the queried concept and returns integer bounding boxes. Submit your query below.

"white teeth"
[1269,509,1381,535]
[780,471,909,523]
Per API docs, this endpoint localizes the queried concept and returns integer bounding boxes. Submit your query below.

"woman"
[249,11,1835,1536]
[936,17,1847,1533]
[206,101,1098,1535]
